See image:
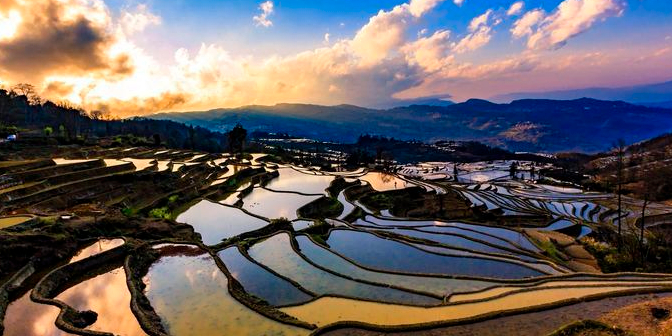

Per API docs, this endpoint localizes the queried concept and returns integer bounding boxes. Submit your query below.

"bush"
[148,207,171,219]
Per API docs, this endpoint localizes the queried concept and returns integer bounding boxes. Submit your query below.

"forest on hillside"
[0,85,229,152]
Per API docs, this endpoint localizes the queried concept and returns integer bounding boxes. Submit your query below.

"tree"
[228,123,247,155]
[639,194,649,264]
[11,83,41,105]
[614,139,626,251]
[153,134,161,146]
[44,126,53,136]
[509,161,518,179]
[188,126,196,150]
[89,110,105,120]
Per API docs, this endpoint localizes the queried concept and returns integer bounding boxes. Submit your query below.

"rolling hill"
[151,98,672,153]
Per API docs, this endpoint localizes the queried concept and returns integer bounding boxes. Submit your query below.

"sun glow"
[0,10,22,41]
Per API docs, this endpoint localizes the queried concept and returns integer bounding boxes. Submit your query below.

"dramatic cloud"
[507,2,525,16]
[0,0,657,116]
[402,30,453,72]
[351,0,446,65]
[0,0,132,83]
[525,0,625,49]
[253,1,274,28]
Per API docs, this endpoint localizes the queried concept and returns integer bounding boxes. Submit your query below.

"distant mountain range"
[151,98,672,153]
[491,80,672,105]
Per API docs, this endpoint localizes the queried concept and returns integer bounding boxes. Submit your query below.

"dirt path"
[322,293,672,336]
[599,296,672,336]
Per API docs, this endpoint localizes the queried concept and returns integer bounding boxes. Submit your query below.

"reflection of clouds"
[56,267,146,335]
[143,250,303,335]
[361,172,408,191]
[70,239,124,263]
[265,168,334,194]
[4,292,63,336]
[242,188,319,220]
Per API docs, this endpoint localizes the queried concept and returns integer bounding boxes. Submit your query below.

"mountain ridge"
[491,79,672,104]
[150,98,672,153]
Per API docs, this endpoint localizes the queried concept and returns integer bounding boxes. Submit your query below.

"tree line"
[0,84,240,153]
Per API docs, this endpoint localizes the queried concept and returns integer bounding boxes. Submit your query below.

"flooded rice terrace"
[2,153,672,335]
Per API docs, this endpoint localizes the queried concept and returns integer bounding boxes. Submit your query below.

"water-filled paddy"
[281,285,670,326]
[70,239,125,263]
[326,230,545,279]
[176,200,268,245]
[240,188,320,220]
[217,247,313,306]
[120,158,156,171]
[0,216,32,229]
[264,168,334,195]
[55,267,146,335]
[2,292,64,336]
[295,235,494,297]
[3,239,128,336]
[385,227,521,256]
[144,244,309,336]
[248,233,440,305]
[363,216,540,252]
[291,220,313,231]
[360,172,412,191]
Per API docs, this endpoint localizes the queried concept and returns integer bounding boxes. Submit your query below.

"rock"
[651,307,670,319]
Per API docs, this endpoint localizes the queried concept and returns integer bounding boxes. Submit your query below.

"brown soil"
[598,296,672,336]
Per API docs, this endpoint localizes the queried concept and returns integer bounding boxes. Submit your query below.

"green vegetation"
[0,87,232,152]
[0,123,18,137]
[582,233,672,274]
[148,207,171,219]
[537,240,564,263]
[121,207,136,217]
[326,177,360,198]
[297,197,344,219]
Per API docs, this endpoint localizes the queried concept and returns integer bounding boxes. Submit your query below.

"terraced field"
[2,153,672,336]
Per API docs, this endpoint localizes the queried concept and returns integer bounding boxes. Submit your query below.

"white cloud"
[119,4,161,35]
[453,26,492,53]
[454,9,498,54]
[409,0,445,17]
[454,0,465,7]
[402,30,453,72]
[507,1,525,16]
[253,1,274,28]
[323,33,330,44]
[525,0,625,50]
[468,9,492,32]
[351,0,446,66]
[511,9,545,39]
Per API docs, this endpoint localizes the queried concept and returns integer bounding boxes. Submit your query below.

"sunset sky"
[0,0,671,116]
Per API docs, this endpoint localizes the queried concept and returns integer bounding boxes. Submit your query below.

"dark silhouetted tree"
[614,138,626,251]
[228,123,247,155]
